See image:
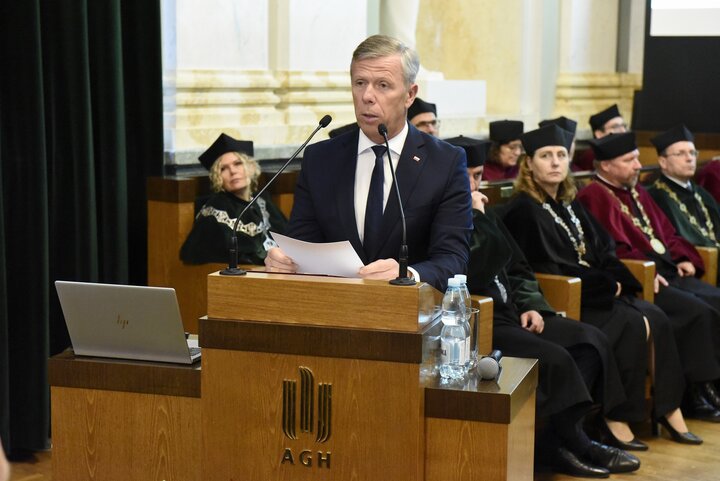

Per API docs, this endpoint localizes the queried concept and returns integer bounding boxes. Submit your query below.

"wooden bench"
[697,246,718,286]
[535,273,581,320]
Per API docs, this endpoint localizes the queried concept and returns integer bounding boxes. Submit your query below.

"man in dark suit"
[265,35,472,290]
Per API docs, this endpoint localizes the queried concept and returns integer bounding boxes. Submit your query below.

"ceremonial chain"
[541,202,591,267]
[199,196,276,250]
[493,276,508,303]
[654,179,719,247]
[598,183,667,254]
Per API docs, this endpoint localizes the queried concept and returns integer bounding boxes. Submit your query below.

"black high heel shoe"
[657,416,703,445]
[596,418,648,451]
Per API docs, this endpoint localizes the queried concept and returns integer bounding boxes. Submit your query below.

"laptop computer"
[55,281,201,364]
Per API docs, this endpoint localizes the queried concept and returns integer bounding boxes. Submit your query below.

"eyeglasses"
[665,150,699,158]
[414,119,441,129]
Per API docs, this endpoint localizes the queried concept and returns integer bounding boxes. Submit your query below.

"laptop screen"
[55,281,200,364]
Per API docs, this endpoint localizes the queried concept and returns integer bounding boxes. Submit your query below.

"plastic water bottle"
[439,278,471,380]
[454,274,472,319]
[454,274,475,364]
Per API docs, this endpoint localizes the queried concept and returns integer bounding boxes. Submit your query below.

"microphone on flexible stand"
[378,123,415,286]
[220,115,333,275]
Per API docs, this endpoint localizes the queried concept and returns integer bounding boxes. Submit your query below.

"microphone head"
[477,356,500,380]
[319,115,332,128]
[378,124,388,136]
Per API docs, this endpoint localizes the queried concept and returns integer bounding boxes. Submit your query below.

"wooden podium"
[200,272,538,481]
[49,272,537,480]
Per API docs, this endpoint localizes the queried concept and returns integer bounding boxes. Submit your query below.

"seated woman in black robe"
[447,135,640,478]
[502,125,701,448]
[180,134,287,265]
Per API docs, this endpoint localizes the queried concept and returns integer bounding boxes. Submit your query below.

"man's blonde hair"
[351,35,419,87]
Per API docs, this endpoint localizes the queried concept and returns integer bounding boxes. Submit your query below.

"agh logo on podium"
[280,366,332,468]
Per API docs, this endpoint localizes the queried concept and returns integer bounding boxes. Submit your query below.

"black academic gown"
[577,181,720,383]
[649,175,720,285]
[503,192,685,420]
[180,191,287,265]
[468,209,626,419]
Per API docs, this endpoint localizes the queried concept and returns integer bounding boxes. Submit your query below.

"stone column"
[268,0,367,143]
[416,0,554,134]
[553,0,642,137]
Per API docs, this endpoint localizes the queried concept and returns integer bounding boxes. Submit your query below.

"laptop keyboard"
[189,347,201,358]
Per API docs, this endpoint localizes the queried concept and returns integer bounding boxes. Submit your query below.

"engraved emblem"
[282,366,332,443]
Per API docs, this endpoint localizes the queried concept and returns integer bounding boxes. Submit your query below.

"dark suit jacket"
[286,123,472,291]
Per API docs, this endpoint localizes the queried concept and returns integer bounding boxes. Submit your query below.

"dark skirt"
[582,296,685,421]
[493,300,625,418]
[655,278,720,382]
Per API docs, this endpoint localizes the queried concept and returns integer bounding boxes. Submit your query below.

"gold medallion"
[650,238,666,255]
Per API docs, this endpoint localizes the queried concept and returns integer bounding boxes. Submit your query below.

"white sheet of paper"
[270,232,365,278]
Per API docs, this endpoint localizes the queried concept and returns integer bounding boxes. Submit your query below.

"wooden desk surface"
[48,349,201,398]
[423,356,538,424]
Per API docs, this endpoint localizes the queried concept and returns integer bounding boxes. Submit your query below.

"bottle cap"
[447,278,461,287]
[454,274,467,284]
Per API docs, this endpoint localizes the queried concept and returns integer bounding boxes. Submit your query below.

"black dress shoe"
[584,441,641,473]
[596,418,648,451]
[552,447,609,478]
[685,384,720,422]
[657,416,703,445]
[701,381,720,410]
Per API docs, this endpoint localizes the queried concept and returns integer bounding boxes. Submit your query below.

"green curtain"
[0,0,162,454]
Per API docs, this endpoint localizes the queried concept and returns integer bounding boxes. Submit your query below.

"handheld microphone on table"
[477,349,502,380]
[378,123,415,286]
[220,114,333,275]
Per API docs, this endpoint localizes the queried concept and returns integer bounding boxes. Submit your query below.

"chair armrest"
[470,295,494,356]
[535,273,582,320]
[620,260,656,303]
[696,246,718,286]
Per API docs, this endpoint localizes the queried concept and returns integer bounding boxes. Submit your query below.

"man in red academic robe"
[697,160,720,204]
[577,131,720,422]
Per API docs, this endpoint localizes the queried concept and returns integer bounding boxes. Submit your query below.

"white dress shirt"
[352,122,419,280]
[664,173,693,191]
[354,123,407,242]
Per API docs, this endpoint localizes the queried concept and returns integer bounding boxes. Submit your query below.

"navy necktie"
[364,145,386,256]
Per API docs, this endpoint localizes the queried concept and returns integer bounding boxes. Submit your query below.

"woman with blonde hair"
[503,124,700,451]
[180,134,287,265]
